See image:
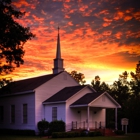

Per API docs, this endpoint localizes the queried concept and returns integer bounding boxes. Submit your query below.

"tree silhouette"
[0,0,34,75]
[69,70,86,85]
[107,61,140,132]
[0,0,35,87]
[91,75,110,92]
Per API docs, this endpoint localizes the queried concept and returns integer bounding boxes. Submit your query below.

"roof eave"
[43,101,66,105]
[70,104,88,107]
[0,90,35,97]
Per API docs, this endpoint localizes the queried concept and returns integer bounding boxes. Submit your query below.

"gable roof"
[0,72,61,95]
[70,92,121,108]
[70,92,102,107]
[43,85,87,104]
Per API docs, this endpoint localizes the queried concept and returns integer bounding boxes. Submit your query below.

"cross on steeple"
[52,27,65,74]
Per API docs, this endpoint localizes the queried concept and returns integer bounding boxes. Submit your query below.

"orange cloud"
[64,14,70,18]
[124,16,133,21]
[134,11,140,20]
[115,32,123,39]
[68,21,73,26]
[12,0,30,8]
[79,5,88,12]
[114,11,124,20]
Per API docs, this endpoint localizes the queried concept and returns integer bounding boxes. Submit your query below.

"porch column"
[115,108,118,130]
[87,106,90,131]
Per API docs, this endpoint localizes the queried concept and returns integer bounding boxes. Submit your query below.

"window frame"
[11,105,15,123]
[0,106,4,123]
[23,104,28,124]
[52,107,57,121]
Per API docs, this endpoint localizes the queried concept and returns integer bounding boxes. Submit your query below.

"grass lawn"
[0,134,140,140]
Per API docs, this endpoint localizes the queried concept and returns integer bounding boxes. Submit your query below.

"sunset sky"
[4,0,140,84]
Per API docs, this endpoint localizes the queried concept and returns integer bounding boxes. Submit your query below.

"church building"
[0,28,121,134]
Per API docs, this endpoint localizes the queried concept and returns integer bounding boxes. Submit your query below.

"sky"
[3,0,140,84]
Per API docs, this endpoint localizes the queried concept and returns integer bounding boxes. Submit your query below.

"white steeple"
[53,27,65,74]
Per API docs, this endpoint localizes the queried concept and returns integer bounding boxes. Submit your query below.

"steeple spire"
[56,27,61,58]
[53,27,65,74]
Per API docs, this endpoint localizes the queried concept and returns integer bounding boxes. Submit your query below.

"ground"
[0,133,140,140]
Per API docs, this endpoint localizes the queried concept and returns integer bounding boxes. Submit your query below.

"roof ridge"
[0,72,63,95]
[12,73,59,83]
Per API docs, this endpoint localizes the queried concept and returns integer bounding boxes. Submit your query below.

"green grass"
[0,134,140,140]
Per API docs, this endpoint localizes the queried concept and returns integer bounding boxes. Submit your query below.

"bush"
[88,131,96,137]
[80,130,89,137]
[51,131,102,138]
[52,132,80,138]
[49,120,65,135]
[96,131,103,136]
[0,129,35,136]
[37,119,49,136]
[114,130,125,135]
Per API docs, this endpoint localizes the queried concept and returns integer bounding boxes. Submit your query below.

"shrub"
[0,129,35,136]
[114,130,125,135]
[52,131,80,138]
[51,131,103,138]
[80,130,89,137]
[88,131,96,137]
[37,119,49,136]
[49,120,65,135]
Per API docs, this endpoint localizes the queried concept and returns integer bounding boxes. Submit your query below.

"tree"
[91,75,110,92]
[130,61,140,98]
[107,61,140,132]
[119,71,129,85]
[128,61,140,132]
[91,75,100,92]
[0,0,35,87]
[69,70,86,85]
[0,0,34,75]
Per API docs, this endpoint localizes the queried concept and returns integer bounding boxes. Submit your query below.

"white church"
[0,28,121,134]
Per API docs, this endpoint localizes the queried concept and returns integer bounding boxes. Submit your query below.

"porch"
[71,121,105,130]
[68,92,121,131]
[66,121,116,136]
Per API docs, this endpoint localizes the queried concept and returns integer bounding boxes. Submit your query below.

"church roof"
[70,92,102,107]
[43,85,87,104]
[0,73,61,95]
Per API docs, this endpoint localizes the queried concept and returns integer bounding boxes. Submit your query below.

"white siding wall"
[0,93,35,130]
[35,72,79,132]
[44,103,65,122]
[90,94,117,108]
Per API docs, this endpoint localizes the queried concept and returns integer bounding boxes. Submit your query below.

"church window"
[23,104,28,124]
[11,105,15,123]
[0,106,4,123]
[52,107,57,121]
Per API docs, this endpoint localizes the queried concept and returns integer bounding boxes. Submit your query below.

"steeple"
[56,27,61,58]
[53,27,65,74]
